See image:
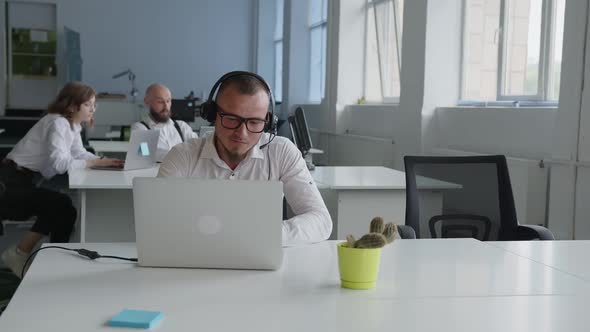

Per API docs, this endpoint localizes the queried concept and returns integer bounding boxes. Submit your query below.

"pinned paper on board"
[138,142,150,156]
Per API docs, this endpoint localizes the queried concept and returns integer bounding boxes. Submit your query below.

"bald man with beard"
[131,84,199,161]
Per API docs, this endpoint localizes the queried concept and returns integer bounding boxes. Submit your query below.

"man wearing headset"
[158,71,332,245]
[131,83,199,162]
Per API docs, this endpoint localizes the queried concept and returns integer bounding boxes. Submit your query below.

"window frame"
[308,0,328,103]
[274,0,284,102]
[364,0,403,104]
[460,0,563,105]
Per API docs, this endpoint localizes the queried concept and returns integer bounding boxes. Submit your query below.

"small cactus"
[369,217,384,234]
[346,234,356,248]
[354,233,387,248]
[382,223,397,244]
[345,217,397,249]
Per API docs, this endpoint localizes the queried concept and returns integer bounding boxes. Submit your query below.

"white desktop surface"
[69,166,159,189]
[2,239,589,332]
[310,166,459,239]
[69,167,159,242]
[311,166,406,189]
[68,166,452,241]
[311,166,459,190]
[490,240,590,281]
[88,140,130,153]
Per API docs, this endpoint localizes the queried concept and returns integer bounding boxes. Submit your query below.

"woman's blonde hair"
[47,82,96,126]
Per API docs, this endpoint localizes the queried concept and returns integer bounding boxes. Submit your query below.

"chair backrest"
[404,155,518,240]
[0,268,20,315]
[119,125,131,141]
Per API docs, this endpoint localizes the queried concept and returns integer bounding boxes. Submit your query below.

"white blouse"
[7,114,97,178]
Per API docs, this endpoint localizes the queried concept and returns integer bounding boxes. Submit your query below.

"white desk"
[490,240,590,281]
[2,239,589,332]
[311,166,460,239]
[69,166,457,242]
[69,167,159,242]
[88,140,129,154]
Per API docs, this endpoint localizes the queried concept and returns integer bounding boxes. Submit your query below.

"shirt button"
[230,173,235,180]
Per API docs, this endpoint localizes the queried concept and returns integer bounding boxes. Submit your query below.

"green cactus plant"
[345,216,397,249]
[354,233,387,248]
[346,234,356,249]
[382,223,397,244]
[369,217,384,233]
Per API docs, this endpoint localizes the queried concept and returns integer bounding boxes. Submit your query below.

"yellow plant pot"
[337,242,382,289]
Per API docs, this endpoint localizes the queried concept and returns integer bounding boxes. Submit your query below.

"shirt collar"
[201,133,267,161]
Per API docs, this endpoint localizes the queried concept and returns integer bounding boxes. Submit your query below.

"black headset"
[200,71,278,135]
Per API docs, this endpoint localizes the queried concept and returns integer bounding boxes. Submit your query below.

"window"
[274,0,284,102]
[461,0,565,104]
[308,0,328,103]
[365,0,404,103]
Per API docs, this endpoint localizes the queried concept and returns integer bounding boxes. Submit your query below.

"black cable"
[21,246,137,279]
[98,255,138,262]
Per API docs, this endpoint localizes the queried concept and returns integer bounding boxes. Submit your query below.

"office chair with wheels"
[0,268,19,315]
[404,155,554,241]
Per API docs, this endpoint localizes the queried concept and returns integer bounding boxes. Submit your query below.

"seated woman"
[0,82,123,277]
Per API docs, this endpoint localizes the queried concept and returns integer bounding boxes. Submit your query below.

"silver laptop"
[91,130,159,171]
[132,178,284,270]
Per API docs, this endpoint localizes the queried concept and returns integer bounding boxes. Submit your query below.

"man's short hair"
[217,74,269,98]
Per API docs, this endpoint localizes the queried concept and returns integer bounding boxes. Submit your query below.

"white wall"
[1,0,256,112]
[421,0,462,153]
[394,0,427,166]
[435,107,557,159]
[41,0,254,102]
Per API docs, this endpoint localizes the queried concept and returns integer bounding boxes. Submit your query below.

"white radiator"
[432,148,549,226]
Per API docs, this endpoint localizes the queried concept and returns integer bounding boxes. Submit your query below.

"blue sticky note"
[108,309,164,329]
[138,142,150,156]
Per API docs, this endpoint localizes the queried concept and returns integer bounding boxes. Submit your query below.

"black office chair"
[0,268,19,315]
[404,155,554,241]
[397,224,417,239]
[119,125,131,141]
[80,127,95,154]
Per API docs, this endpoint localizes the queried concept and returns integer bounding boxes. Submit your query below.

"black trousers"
[0,164,76,243]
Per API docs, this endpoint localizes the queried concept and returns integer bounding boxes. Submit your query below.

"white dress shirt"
[131,116,198,162]
[158,133,333,245]
[7,114,97,179]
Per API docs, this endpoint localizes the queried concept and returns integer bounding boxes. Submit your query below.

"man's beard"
[149,107,171,123]
[214,134,250,165]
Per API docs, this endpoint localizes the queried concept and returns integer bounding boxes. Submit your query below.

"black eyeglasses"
[218,111,267,133]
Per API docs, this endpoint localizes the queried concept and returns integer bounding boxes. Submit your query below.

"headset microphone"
[259,133,276,149]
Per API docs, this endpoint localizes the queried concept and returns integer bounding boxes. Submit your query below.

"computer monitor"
[171,99,199,122]
[291,106,313,156]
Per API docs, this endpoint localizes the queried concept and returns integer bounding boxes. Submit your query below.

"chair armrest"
[397,225,416,239]
[516,224,555,240]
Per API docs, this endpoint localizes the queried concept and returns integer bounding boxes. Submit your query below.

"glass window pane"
[548,0,565,101]
[275,0,284,40]
[274,41,283,102]
[502,0,542,96]
[310,0,323,25]
[374,0,403,99]
[365,5,383,101]
[309,26,322,102]
[461,0,501,101]
[320,24,327,99]
[321,0,328,21]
